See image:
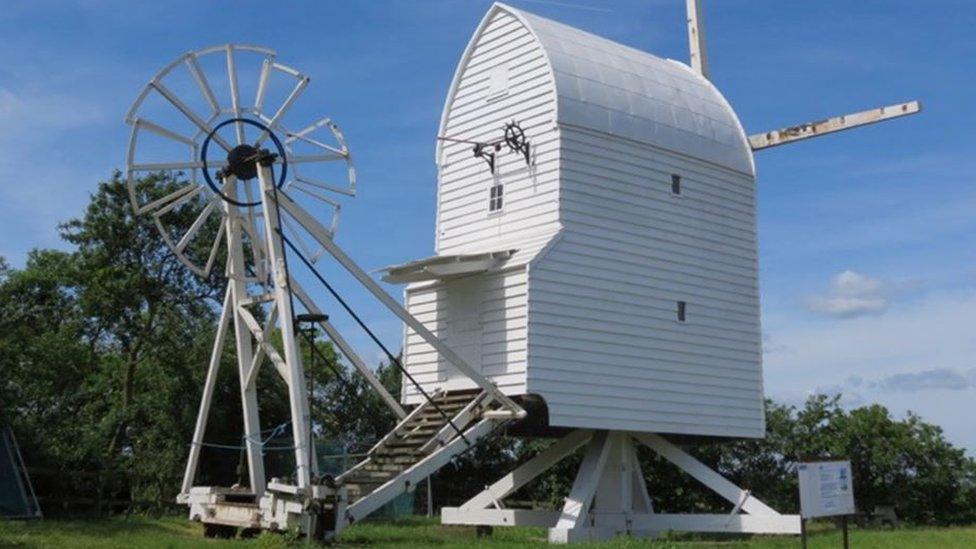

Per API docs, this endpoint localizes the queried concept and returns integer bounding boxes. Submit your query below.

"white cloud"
[874,368,976,392]
[810,367,976,395]
[807,270,888,317]
[764,286,976,453]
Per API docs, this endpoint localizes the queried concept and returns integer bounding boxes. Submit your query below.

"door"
[443,276,484,388]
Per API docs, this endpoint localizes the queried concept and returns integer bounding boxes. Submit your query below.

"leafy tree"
[0,173,245,511]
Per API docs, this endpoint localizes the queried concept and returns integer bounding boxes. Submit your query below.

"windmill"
[124,44,524,539]
[378,1,921,543]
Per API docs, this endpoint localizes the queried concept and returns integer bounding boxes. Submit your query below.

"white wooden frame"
[176,153,524,535]
[442,429,800,544]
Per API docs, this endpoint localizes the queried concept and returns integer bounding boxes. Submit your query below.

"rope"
[191,421,294,452]
[190,441,296,452]
[243,421,290,447]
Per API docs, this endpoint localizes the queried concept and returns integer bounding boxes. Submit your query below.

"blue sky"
[0,1,973,452]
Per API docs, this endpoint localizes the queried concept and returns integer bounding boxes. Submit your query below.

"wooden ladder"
[332,388,506,528]
[341,389,484,502]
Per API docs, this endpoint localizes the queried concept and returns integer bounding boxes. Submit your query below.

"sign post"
[798,460,856,548]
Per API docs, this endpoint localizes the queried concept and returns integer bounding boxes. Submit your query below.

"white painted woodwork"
[442,428,801,540]
[686,0,710,79]
[400,3,763,438]
[749,100,921,150]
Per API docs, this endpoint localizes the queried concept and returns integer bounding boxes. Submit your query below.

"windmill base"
[441,430,800,544]
[180,481,344,540]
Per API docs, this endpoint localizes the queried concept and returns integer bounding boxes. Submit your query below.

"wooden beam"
[459,430,593,511]
[442,508,559,527]
[686,0,710,80]
[554,431,612,530]
[634,433,779,516]
[749,100,921,150]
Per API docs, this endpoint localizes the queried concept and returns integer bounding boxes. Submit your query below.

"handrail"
[336,390,445,485]
[418,390,488,454]
[366,389,443,457]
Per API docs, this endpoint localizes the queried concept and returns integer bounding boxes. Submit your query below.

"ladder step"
[403,429,443,439]
[373,450,423,461]
[414,412,464,423]
[416,406,467,417]
[347,474,396,485]
[363,463,403,473]
[375,446,420,457]
[344,481,384,494]
[383,439,426,449]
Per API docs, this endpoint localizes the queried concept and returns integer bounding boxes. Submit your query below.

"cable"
[297,327,387,426]
[191,441,297,452]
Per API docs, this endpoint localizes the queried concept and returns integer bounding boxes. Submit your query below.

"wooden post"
[842,515,849,549]
[685,0,710,79]
[800,517,807,549]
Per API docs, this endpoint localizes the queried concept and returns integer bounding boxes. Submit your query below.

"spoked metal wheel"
[124,44,355,279]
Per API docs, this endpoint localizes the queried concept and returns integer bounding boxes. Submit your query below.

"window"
[489,184,504,213]
[676,300,687,322]
[671,174,682,195]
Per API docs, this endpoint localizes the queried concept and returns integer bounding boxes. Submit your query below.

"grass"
[1,515,975,548]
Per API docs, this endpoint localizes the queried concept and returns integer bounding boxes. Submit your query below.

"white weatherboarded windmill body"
[380,1,919,542]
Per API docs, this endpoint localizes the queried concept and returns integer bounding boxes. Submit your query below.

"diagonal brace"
[237,304,291,385]
[633,433,778,516]
[461,429,593,511]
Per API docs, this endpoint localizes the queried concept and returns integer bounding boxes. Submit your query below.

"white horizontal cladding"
[530,365,761,404]
[532,258,757,317]
[530,317,759,365]
[548,405,764,439]
[402,267,530,405]
[559,129,755,204]
[435,7,561,257]
[533,381,763,420]
[530,332,759,378]
[533,251,759,314]
[527,131,763,438]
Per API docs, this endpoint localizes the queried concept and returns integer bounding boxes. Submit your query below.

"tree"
[0,173,251,511]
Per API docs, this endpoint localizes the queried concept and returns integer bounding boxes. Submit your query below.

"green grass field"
[1,516,974,548]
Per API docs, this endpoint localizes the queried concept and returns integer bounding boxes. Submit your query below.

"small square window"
[676,300,687,322]
[489,184,504,212]
[671,174,682,195]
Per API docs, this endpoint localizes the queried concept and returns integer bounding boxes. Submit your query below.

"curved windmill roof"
[437,2,755,175]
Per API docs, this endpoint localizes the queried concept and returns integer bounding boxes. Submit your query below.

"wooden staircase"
[333,388,506,527]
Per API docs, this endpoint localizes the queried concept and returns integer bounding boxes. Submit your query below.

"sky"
[0,1,973,452]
